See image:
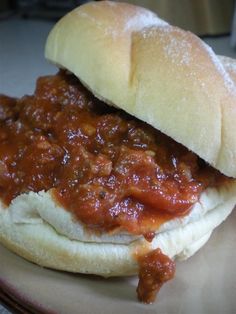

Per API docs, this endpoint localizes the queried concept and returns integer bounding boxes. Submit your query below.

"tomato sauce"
[137,249,175,303]
[0,71,227,237]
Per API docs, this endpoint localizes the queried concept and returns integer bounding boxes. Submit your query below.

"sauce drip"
[137,249,175,303]
[0,71,227,237]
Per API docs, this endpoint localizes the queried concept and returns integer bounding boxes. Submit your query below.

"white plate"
[0,208,235,314]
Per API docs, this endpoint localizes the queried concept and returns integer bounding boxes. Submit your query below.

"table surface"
[0,14,236,314]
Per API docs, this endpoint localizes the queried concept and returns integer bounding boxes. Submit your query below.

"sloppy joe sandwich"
[0,1,236,304]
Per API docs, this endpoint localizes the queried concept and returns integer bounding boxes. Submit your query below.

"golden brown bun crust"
[45,1,236,177]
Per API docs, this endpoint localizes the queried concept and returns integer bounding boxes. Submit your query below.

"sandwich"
[0,1,236,303]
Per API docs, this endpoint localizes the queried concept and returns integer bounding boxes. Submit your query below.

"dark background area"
[0,0,90,19]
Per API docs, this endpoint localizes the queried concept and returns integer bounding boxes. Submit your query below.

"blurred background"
[0,0,235,36]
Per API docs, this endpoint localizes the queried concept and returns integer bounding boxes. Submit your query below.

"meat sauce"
[137,248,175,303]
[0,71,226,236]
[0,71,228,302]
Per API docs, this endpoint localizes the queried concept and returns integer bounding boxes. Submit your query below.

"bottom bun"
[0,181,235,277]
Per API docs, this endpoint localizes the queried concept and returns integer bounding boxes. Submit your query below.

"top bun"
[45,1,236,178]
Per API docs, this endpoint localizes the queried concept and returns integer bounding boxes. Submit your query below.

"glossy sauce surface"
[137,249,175,303]
[0,71,226,237]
